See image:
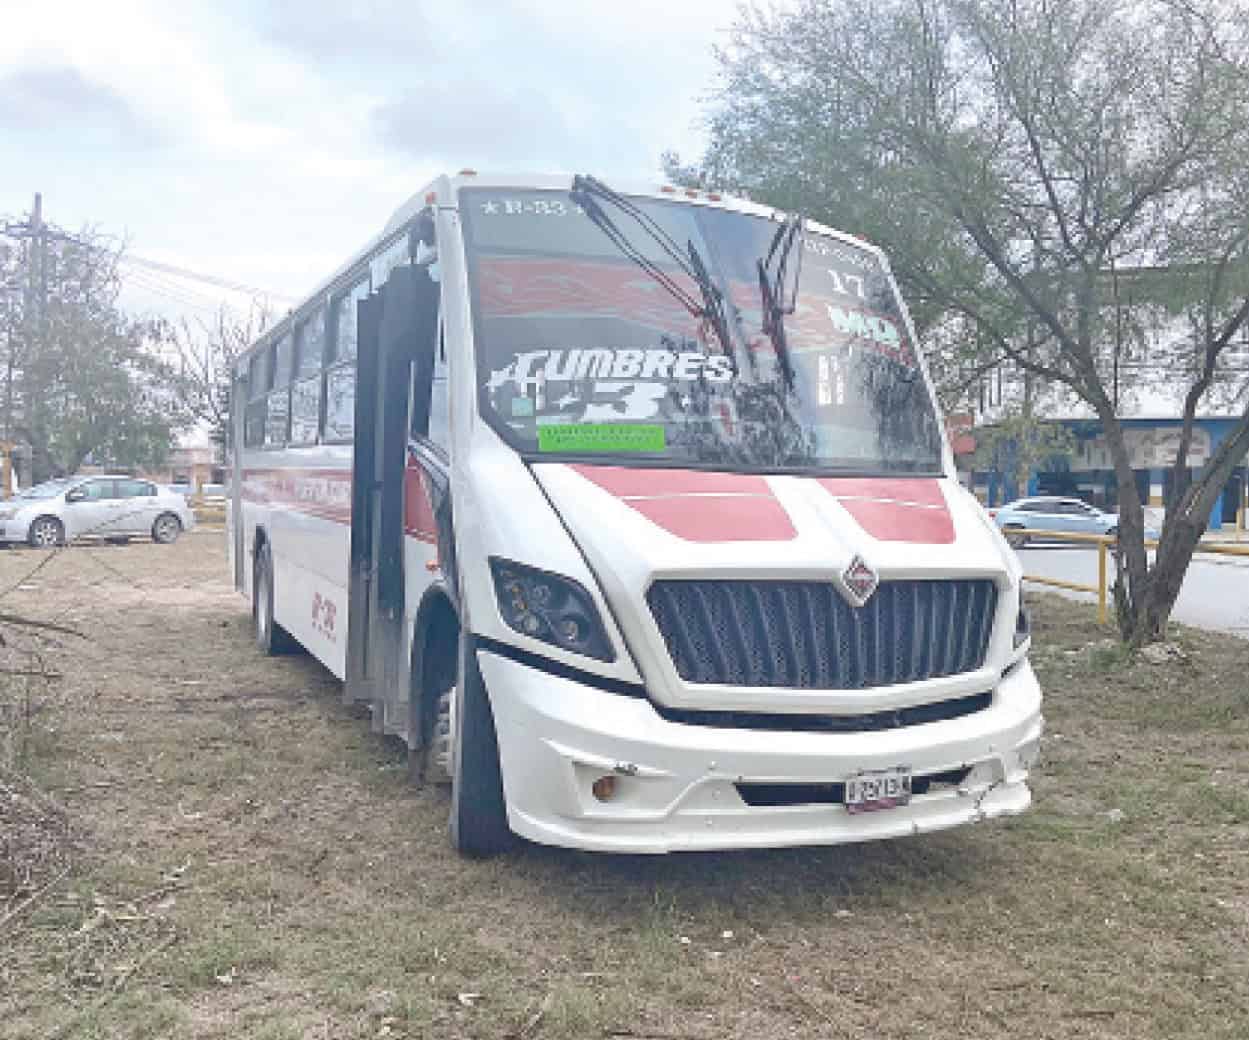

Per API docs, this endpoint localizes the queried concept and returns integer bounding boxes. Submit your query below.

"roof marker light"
[424,192,437,204]
[458,168,478,176]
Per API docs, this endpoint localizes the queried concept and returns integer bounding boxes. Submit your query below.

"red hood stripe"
[820,478,954,544]
[570,465,796,543]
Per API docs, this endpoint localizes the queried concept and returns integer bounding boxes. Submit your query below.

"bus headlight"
[489,558,616,662]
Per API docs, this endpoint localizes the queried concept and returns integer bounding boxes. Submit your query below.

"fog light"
[591,775,617,802]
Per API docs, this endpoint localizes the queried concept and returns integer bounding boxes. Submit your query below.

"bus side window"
[323,277,367,443]
[265,336,291,447]
[290,308,325,446]
[244,351,269,448]
[324,364,356,442]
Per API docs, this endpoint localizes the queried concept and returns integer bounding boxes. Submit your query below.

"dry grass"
[1,535,1247,1039]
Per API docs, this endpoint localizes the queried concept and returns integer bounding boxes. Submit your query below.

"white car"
[0,475,197,548]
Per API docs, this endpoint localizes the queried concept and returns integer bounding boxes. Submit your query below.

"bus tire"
[449,637,513,857]
[253,540,299,656]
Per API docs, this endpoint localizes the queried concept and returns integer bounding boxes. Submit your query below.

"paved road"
[1016,543,1249,636]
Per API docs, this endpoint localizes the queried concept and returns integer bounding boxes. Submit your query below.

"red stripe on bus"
[819,478,954,544]
[404,458,438,545]
[628,495,797,543]
[570,465,796,542]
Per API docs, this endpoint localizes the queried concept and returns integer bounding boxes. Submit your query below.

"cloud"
[370,80,578,168]
[0,65,160,145]
[0,0,733,326]
[251,0,434,62]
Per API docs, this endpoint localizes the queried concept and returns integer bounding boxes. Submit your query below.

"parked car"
[994,496,1159,548]
[0,475,196,548]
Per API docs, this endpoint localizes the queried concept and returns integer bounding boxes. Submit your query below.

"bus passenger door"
[345,260,440,732]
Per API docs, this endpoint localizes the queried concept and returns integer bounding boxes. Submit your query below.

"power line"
[124,271,242,316]
[7,214,296,306]
[118,254,296,302]
[126,265,231,307]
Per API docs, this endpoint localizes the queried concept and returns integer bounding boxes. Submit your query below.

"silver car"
[993,495,1159,548]
[0,475,197,548]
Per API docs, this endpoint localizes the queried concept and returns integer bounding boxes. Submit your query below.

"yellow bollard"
[1097,538,1108,625]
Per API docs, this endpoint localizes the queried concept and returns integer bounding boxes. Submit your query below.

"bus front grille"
[645,578,997,689]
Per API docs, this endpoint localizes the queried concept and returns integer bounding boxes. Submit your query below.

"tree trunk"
[1099,410,1152,640]
[1134,510,1206,642]
[1124,417,1249,643]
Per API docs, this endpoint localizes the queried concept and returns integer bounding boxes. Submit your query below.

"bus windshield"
[462,187,944,474]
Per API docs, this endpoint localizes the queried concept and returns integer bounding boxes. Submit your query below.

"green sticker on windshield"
[537,423,666,454]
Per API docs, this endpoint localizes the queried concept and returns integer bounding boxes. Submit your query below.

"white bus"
[228,171,1042,856]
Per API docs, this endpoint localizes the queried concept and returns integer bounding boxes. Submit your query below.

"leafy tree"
[0,215,187,481]
[680,0,1249,644]
[973,407,1076,499]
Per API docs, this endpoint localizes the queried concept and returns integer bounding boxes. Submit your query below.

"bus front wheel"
[449,637,513,857]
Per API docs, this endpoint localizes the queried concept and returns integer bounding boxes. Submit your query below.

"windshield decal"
[487,348,733,389]
[487,348,733,424]
[537,422,665,454]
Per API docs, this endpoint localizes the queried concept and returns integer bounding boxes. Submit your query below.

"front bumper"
[0,520,27,542]
[481,650,1042,854]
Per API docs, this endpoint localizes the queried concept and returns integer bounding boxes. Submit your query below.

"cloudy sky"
[0,0,734,321]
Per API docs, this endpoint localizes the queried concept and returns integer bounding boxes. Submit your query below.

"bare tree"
[167,302,270,459]
[687,0,1249,644]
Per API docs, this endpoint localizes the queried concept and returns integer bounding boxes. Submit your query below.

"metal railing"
[1012,529,1249,624]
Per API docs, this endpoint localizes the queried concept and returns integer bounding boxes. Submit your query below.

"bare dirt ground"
[2,533,1248,1039]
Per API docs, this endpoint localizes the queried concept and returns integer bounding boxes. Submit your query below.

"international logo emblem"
[840,555,878,606]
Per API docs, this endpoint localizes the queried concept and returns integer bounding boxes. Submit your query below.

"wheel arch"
[408,584,460,751]
[246,524,269,602]
[28,513,64,545]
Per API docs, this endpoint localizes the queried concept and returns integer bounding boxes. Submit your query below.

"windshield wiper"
[570,174,737,368]
[757,215,803,390]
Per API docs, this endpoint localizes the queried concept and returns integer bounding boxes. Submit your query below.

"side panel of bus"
[229,211,447,747]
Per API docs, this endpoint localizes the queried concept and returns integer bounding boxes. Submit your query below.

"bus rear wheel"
[253,541,299,656]
[449,636,513,857]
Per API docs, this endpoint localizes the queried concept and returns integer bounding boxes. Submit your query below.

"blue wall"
[975,417,1246,529]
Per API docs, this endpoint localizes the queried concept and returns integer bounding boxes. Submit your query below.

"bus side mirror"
[411,210,437,268]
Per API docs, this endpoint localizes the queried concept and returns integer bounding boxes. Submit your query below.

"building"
[961,283,1249,530]
[141,440,221,492]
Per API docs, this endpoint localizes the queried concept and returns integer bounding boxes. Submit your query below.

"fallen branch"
[49,930,179,1040]
[511,991,553,1040]
[0,612,86,640]
[0,863,71,935]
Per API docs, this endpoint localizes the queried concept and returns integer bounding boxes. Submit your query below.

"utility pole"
[31,192,45,327]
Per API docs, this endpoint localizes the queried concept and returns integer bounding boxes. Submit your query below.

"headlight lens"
[489,558,615,662]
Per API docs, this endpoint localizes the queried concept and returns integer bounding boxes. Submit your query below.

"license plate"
[845,767,912,814]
